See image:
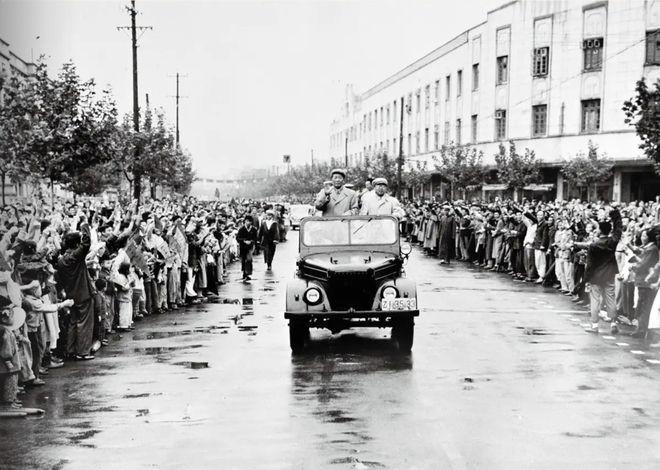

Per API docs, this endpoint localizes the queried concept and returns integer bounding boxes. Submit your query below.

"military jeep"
[285,215,418,353]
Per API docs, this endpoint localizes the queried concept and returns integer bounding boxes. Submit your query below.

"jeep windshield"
[302,218,397,246]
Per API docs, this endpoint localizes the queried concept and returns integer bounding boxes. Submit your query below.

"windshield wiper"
[352,218,373,235]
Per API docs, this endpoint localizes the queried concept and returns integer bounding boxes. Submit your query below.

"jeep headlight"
[303,287,322,305]
[381,286,398,300]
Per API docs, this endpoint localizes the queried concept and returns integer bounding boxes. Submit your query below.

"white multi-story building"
[0,37,37,202]
[329,0,660,202]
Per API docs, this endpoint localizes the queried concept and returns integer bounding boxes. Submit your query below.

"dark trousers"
[263,242,276,267]
[67,300,94,357]
[636,287,658,332]
[28,327,44,380]
[241,250,253,277]
[572,263,586,298]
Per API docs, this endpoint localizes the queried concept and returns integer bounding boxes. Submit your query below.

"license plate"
[381,298,417,311]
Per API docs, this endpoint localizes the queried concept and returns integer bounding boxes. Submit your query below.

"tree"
[622,77,660,173]
[560,141,612,201]
[0,61,119,201]
[433,143,485,199]
[494,141,540,197]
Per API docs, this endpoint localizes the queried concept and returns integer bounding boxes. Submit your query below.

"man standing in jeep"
[359,178,405,219]
[314,169,358,217]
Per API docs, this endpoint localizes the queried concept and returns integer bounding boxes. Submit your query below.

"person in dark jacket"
[236,217,258,280]
[56,219,96,360]
[257,210,279,270]
[629,227,660,338]
[573,208,622,334]
[533,211,550,284]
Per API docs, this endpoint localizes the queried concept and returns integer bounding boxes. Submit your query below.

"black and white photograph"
[1,0,660,468]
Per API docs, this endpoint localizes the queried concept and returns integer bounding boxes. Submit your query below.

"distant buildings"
[329,0,660,201]
[0,37,36,202]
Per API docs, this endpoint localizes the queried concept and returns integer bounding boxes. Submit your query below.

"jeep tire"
[392,317,414,352]
[289,319,309,353]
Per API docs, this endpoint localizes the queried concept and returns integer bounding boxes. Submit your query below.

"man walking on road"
[236,217,258,281]
[359,178,405,219]
[314,169,358,216]
[258,210,279,271]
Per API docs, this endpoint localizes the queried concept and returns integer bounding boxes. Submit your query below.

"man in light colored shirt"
[359,178,405,219]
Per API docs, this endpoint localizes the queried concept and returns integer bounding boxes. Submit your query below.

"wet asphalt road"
[3,232,660,470]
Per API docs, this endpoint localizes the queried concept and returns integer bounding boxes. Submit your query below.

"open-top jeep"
[285,215,418,353]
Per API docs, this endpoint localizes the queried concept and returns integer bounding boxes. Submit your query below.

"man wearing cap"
[314,169,358,217]
[359,178,405,219]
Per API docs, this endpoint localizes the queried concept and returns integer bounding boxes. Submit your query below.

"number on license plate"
[381,298,417,311]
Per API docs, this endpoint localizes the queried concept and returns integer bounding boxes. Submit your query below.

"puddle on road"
[329,457,385,468]
[237,325,258,331]
[123,392,163,399]
[133,344,204,355]
[174,361,210,369]
[68,429,101,447]
[577,385,599,391]
[133,326,229,340]
[517,326,553,336]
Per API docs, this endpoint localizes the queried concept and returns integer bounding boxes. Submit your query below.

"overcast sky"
[0,0,504,178]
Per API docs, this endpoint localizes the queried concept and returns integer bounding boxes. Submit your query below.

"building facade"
[0,37,37,202]
[329,0,660,202]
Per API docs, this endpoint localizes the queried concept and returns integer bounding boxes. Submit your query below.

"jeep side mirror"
[400,243,412,256]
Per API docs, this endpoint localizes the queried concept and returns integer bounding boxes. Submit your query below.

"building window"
[381,107,384,127]
[532,104,547,136]
[393,100,398,121]
[434,80,440,103]
[646,30,660,65]
[407,133,411,156]
[471,114,478,143]
[495,109,507,140]
[416,89,421,113]
[457,70,463,97]
[445,75,451,101]
[424,128,429,152]
[393,138,397,154]
[455,119,462,145]
[434,124,439,150]
[581,99,600,133]
[533,47,549,77]
[472,64,479,91]
[415,131,420,153]
[496,56,508,85]
[444,121,450,144]
[425,84,430,109]
[583,37,603,71]
[386,105,390,124]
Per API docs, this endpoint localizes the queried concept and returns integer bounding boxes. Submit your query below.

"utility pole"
[117,0,152,202]
[168,73,188,146]
[397,96,404,199]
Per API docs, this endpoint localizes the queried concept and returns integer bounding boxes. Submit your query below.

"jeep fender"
[371,278,417,310]
[286,279,331,313]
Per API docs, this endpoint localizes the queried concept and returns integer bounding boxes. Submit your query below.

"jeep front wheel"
[289,320,309,353]
[392,318,414,352]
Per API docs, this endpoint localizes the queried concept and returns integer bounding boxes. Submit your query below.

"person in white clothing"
[359,178,405,219]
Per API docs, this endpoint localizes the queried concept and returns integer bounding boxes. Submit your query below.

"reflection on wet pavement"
[2,232,660,469]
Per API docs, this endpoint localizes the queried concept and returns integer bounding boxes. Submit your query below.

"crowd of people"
[0,195,288,413]
[402,197,660,338]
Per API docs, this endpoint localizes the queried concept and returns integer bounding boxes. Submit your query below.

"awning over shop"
[523,183,555,191]
[482,184,508,191]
